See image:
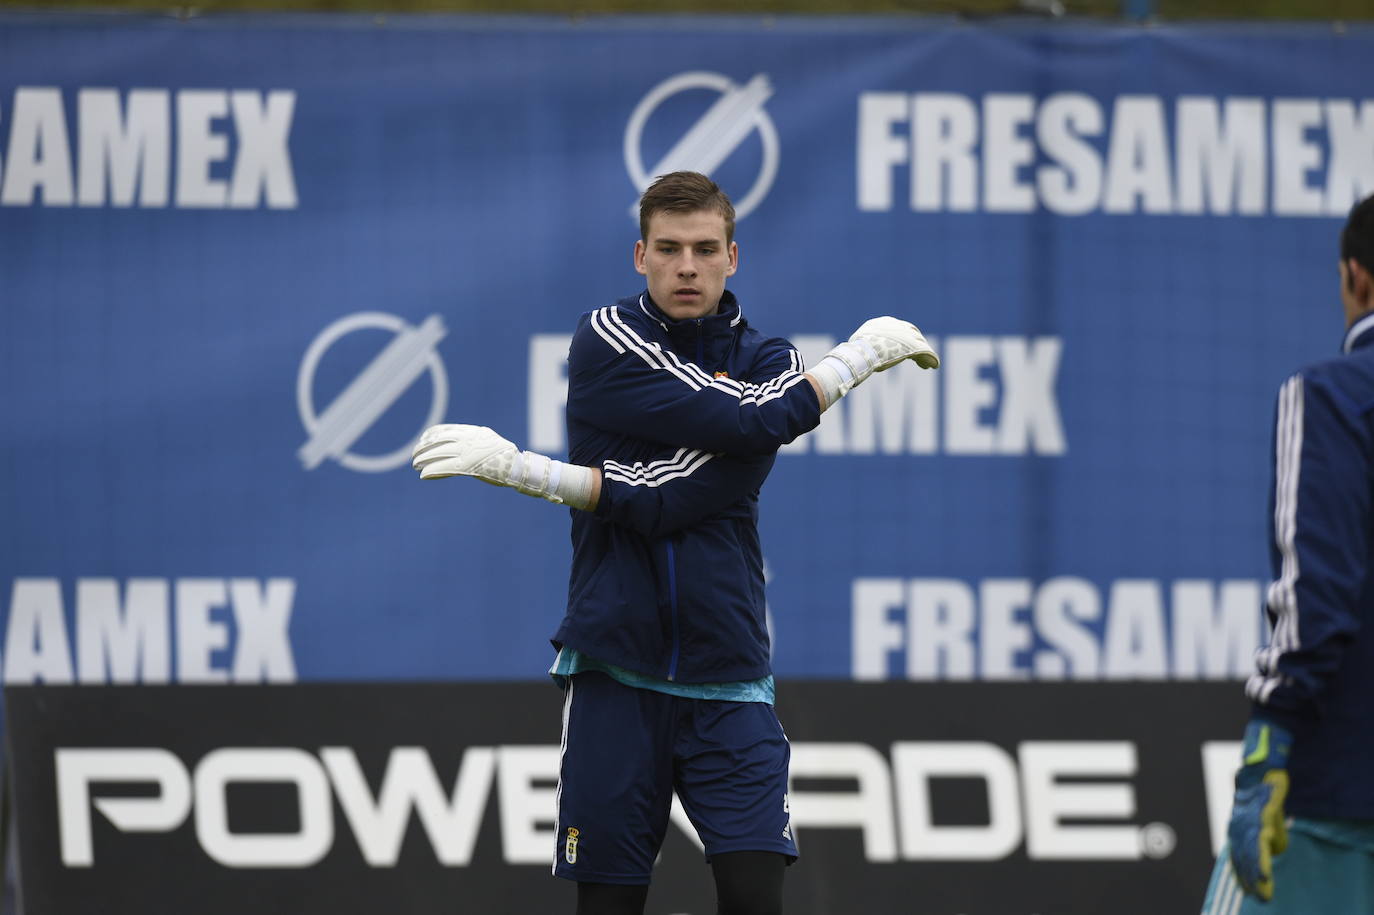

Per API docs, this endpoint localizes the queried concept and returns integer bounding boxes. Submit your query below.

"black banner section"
[4,682,1249,915]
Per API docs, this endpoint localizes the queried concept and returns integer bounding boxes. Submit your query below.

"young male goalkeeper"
[1201,192,1374,914]
[412,172,939,915]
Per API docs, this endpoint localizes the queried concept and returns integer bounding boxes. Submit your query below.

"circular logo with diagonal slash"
[296,312,448,473]
[624,71,779,220]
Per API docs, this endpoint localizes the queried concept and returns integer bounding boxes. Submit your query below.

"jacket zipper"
[664,321,704,683]
[665,539,680,681]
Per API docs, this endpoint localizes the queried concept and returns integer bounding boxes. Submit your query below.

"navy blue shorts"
[552,671,798,885]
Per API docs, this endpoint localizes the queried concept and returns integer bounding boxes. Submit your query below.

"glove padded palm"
[411,424,518,483]
[850,317,940,371]
[810,316,940,408]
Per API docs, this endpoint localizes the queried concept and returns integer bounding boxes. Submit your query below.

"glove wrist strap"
[812,341,878,408]
[508,451,595,510]
[1241,719,1293,770]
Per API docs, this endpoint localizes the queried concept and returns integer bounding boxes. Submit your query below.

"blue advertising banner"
[2,12,1372,685]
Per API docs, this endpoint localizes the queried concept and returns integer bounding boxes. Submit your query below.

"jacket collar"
[638,290,744,332]
[1343,311,1374,354]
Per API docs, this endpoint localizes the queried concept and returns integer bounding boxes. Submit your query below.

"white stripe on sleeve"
[603,448,717,487]
[592,306,810,406]
[1248,374,1304,705]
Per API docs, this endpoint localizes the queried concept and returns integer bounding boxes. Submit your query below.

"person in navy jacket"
[413,172,938,915]
[1202,193,1374,914]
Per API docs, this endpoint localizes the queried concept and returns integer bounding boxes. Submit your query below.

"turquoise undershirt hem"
[549,646,775,705]
[1291,817,1374,853]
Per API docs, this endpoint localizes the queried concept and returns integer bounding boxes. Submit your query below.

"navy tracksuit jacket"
[1247,314,1374,819]
[551,291,822,683]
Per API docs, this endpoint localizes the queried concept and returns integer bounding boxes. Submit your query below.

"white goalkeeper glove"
[411,424,596,510]
[808,317,940,409]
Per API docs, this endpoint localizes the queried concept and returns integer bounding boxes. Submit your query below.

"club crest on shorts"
[714,370,730,379]
[565,826,580,864]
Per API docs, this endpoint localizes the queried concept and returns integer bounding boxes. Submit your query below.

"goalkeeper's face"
[634,209,738,321]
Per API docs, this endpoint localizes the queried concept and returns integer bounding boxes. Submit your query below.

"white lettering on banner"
[1038,93,1104,215]
[1019,742,1138,858]
[857,91,1374,216]
[176,579,232,683]
[1,87,74,205]
[525,333,1065,457]
[495,747,562,864]
[57,745,609,868]
[528,335,572,453]
[322,746,496,866]
[787,743,898,861]
[788,740,1166,862]
[4,578,76,683]
[852,576,1261,681]
[2,578,297,684]
[1176,97,1265,215]
[194,749,333,867]
[889,743,1020,859]
[1103,96,1174,215]
[57,748,192,867]
[0,87,297,208]
[227,579,296,681]
[77,89,170,206]
[75,579,171,683]
[176,90,231,207]
[57,741,1206,866]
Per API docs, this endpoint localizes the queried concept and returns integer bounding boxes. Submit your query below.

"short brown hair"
[638,171,737,245]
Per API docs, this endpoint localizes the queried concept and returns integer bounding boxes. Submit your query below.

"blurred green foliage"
[0,0,1369,18]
